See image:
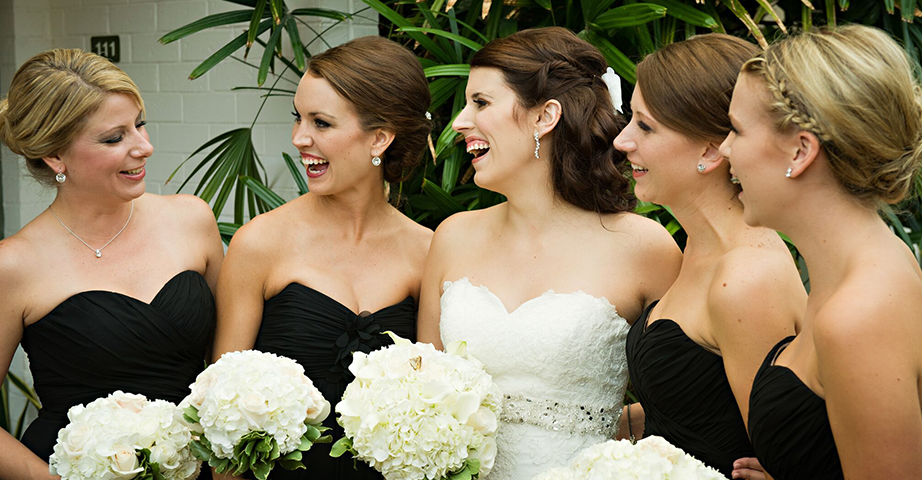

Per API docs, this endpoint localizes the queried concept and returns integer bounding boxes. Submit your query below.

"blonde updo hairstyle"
[741,24,922,206]
[0,49,144,186]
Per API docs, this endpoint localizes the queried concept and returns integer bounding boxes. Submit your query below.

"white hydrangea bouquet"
[533,436,728,480]
[331,332,502,480]
[48,391,200,480]
[180,350,332,480]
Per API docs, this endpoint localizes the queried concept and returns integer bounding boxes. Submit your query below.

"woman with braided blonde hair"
[721,24,922,479]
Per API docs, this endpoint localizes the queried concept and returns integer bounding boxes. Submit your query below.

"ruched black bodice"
[749,336,843,480]
[19,270,215,466]
[253,283,416,479]
[625,300,755,476]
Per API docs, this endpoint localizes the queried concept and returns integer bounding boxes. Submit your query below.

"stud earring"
[534,131,540,159]
[696,164,706,173]
[785,167,792,178]
[55,170,66,183]
[372,156,382,167]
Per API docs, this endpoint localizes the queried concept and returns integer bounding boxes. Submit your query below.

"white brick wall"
[3,0,379,233]
[0,0,378,435]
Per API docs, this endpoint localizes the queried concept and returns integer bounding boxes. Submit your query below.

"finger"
[733,457,763,470]
[731,468,766,480]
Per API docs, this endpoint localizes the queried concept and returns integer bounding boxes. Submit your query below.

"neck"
[312,180,391,241]
[782,194,888,297]
[498,156,586,232]
[48,189,135,243]
[668,182,746,258]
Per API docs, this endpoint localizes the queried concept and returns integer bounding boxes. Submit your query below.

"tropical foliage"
[159,0,922,265]
[1,372,40,440]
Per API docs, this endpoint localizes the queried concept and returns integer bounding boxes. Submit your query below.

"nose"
[718,132,733,160]
[452,104,474,133]
[132,130,154,158]
[292,122,313,149]
[612,127,635,153]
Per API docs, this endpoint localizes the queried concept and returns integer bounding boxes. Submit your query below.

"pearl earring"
[534,131,540,159]
[372,156,382,167]
[55,171,66,183]
[785,167,792,178]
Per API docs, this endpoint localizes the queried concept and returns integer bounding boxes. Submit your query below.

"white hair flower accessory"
[601,67,623,114]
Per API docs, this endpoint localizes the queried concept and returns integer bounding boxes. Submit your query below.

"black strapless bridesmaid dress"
[19,270,215,478]
[625,300,756,477]
[253,283,416,480]
[748,336,843,480]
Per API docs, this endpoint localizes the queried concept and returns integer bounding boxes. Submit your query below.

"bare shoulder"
[815,268,922,353]
[394,209,433,251]
[148,193,214,225]
[431,206,499,249]
[0,234,33,286]
[712,245,801,302]
[603,212,679,252]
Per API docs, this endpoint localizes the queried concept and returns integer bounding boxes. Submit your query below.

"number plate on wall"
[91,36,120,63]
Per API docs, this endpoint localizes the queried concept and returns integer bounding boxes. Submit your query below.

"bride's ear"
[534,100,561,138]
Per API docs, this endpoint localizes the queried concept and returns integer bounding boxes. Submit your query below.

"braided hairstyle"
[741,25,922,205]
[470,27,634,214]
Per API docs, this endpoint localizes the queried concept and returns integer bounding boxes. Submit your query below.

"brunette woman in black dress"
[613,35,806,478]
[211,36,433,480]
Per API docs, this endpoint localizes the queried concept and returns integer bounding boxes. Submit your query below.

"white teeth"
[301,158,329,166]
[123,167,143,174]
[631,164,648,172]
[466,142,490,154]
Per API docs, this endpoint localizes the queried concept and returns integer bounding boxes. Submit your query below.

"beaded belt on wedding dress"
[500,394,620,438]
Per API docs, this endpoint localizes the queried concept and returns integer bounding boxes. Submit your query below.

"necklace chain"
[48,201,134,258]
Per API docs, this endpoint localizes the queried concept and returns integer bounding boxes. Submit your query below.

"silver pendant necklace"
[48,201,134,258]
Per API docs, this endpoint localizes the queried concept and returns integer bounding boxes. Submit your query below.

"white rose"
[111,391,147,414]
[61,423,94,457]
[240,392,270,426]
[110,446,143,478]
[306,398,331,424]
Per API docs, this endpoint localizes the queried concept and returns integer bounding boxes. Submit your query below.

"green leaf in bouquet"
[279,459,306,470]
[330,437,355,458]
[270,439,281,461]
[190,438,213,462]
[315,433,333,444]
[212,457,231,473]
[183,405,201,424]
[253,460,272,480]
[304,424,323,443]
[258,436,273,453]
[281,450,303,461]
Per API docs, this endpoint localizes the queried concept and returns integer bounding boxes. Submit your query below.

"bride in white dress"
[417,27,682,479]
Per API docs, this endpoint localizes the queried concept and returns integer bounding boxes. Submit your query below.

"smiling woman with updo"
[721,25,922,479]
[210,35,433,479]
[0,49,223,479]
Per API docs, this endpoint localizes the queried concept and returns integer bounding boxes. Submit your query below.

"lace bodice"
[439,278,631,479]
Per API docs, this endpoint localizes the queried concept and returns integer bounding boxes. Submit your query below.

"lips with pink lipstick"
[301,153,329,178]
[630,162,648,179]
[465,137,490,163]
[119,165,145,180]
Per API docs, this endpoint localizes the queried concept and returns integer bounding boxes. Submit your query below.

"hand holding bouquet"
[332,332,502,480]
[49,391,199,480]
[180,350,331,480]
[533,436,729,480]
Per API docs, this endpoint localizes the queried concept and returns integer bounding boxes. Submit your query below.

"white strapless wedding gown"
[439,278,631,480]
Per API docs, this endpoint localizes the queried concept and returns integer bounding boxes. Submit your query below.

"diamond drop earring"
[372,156,382,167]
[55,170,66,183]
[534,131,540,159]
[785,167,793,178]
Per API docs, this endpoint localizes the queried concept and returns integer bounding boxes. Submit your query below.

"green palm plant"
[1,372,41,440]
[163,0,921,270]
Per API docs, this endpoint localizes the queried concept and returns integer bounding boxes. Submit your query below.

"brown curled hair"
[636,33,759,143]
[307,36,432,183]
[470,27,634,214]
[0,49,144,186]
[742,25,922,205]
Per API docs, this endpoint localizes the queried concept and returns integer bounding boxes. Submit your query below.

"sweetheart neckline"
[761,335,824,402]
[636,300,722,358]
[443,277,624,320]
[275,282,415,317]
[27,270,204,329]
